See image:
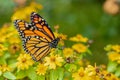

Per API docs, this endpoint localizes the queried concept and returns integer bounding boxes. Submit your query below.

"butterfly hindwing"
[23,36,50,61]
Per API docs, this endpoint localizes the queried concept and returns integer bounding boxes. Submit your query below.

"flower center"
[13,45,17,50]
[51,57,56,62]
[22,58,27,63]
[79,72,84,77]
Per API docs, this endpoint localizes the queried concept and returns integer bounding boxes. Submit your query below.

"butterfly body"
[14,12,59,61]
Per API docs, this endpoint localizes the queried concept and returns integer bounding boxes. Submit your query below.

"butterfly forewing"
[31,12,55,41]
[14,20,36,38]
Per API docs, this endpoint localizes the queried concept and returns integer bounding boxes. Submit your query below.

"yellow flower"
[54,32,59,38]
[44,54,64,69]
[9,44,21,54]
[16,53,34,70]
[59,40,65,46]
[108,74,119,80]
[73,65,119,80]
[0,64,11,73]
[12,1,43,21]
[63,48,74,58]
[84,65,100,80]
[0,24,17,43]
[0,23,11,35]
[72,67,90,80]
[108,51,120,62]
[36,63,47,75]
[0,44,7,56]
[72,43,87,53]
[0,44,7,52]
[70,34,88,43]
[9,37,21,44]
[54,32,67,40]
[100,71,119,80]
[112,45,120,53]
[85,65,96,77]
[59,33,67,40]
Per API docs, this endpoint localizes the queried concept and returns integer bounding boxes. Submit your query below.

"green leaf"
[0,76,4,80]
[0,71,2,76]
[115,67,120,77]
[28,70,45,80]
[57,68,64,80]
[3,51,11,60]
[3,71,16,80]
[87,49,92,55]
[27,67,37,80]
[16,70,27,79]
[49,68,64,80]
[64,64,70,71]
[27,67,45,80]
[36,75,45,80]
[65,64,77,72]
[50,69,58,80]
[107,61,117,72]
[69,64,77,72]
[0,56,6,64]
[9,62,17,70]
[64,71,72,80]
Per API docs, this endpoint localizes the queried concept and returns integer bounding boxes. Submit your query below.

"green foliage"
[3,72,16,80]
[107,61,118,72]
[49,68,64,80]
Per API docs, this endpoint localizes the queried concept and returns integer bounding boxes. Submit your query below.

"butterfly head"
[49,38,60,48]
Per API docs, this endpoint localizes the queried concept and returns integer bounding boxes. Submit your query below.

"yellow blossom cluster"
[0,44,7,56]
[0,64,11,73]
[0,24,18,43]
[44,54,64,69]
[63,48,74,58]
[16,53,34,70]
[12,1,43,21]
[105,44,120,64]
[72,65,119,80]
[36,51,64,75]
[69,34,88,43]
[68,34,88,53]
[36,63,47,75]
[72,43,87,53]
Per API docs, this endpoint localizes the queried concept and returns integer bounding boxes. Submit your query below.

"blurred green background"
[0,0,120,65]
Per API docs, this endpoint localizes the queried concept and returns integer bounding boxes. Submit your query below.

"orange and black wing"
[23,36,51,61]
[14,20,51,61]
[14,20,37,38]
[31,12,55,42]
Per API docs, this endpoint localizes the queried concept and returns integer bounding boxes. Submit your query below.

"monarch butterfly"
[14,12,60,61]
